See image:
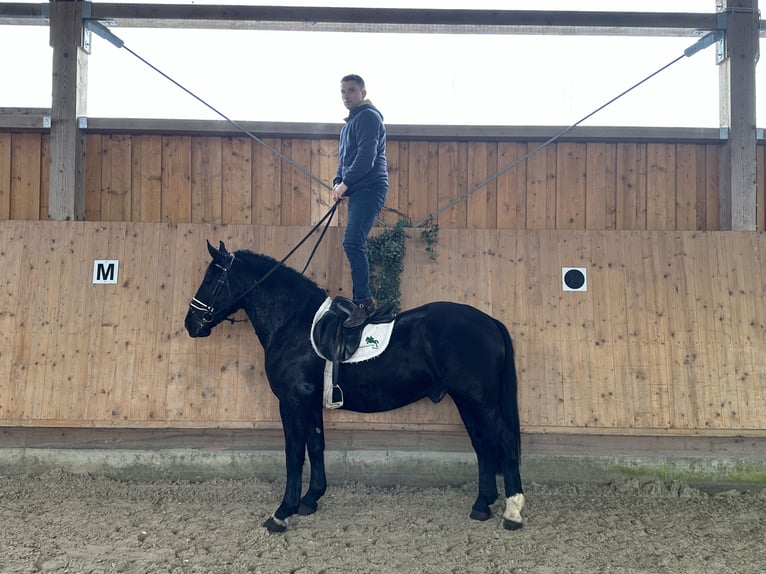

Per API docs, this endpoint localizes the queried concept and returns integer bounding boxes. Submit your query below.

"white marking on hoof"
[503,493,525,524]
[270,514,289,529]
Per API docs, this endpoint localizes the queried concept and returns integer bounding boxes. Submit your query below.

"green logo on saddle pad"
[364,335,380,349]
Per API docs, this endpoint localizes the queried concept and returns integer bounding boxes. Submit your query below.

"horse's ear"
[206,240,229,259]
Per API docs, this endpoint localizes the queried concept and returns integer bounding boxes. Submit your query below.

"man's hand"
[332,182,348,201]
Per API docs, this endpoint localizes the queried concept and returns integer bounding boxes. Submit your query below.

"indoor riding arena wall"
[1,127,765,484]
[1,130,744,231]
[0,220,765,437]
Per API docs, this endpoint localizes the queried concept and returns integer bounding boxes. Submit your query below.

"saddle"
[313,296,397,362]
[311,296,396,408]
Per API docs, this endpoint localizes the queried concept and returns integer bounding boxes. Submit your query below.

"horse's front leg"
[298,406,327,515]
[263,403,308,533]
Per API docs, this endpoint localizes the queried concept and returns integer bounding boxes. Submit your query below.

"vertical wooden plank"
[593,232,629,427]
[686,232,724,429]
[646,143,676,230]
[84,133,102,221]
[705,144,720,231]
[280,138,311,226]
[436,142,464,228]
[132,135,163,223]
[675,144,698,231]
[621,232,652,428]
[16,223,50,418]
[161,136,192,223]
[395,141,410,228]
[615,143,647,230]
[278,139,293,226]
[379,140,401,227]
[426,141,441,227]
[556,232,597,427]
[466,142,492,229]
[537,232,566,426]
[42,230,85,420]
[693,145,708,231]
[664,234,693,428]
[647,235,674,428]
[466,142,488,229]
[222,137,252,225]
[191,136,222,224]
[101,135,132,222]
[585,143,617,230]
[715,234,740,428]
[0,223,25,418]
[405,141,431,226]
[310,138,336,225]
[0,133,11,219]
[10,133,42,220]
[0,133,11,220]
[496,142,527,230]
[556,142,587,230]
[757,144,766,231]
[252,138,282,225]
[525,144,557,229]
[39,135,50,220]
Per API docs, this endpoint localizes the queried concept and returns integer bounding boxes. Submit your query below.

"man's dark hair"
[341,74,365,89]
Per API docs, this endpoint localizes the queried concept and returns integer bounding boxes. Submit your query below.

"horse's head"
[185,240,241,338]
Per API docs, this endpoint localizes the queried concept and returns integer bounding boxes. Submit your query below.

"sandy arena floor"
[0,471,763,573]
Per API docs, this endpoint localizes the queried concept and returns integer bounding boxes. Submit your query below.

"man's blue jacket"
[334,101,388,194]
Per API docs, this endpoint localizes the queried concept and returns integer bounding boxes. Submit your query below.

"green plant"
[420,220,440,260]
[367,220,408,311]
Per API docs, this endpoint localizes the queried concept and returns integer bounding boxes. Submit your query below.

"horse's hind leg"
[299,407,327,516]
[468,451,499,521]
[501,460,525,530]
[453,403,499,521]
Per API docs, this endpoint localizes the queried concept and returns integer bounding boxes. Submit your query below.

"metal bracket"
[715,12,728,64]
[684,30,724,58]
[84,18,124,49]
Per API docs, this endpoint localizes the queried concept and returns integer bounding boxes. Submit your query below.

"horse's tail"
[495,318,521,464]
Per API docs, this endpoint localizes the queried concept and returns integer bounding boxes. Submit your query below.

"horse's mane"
[234,249,325,296]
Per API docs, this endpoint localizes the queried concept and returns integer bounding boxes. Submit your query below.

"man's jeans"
[343,185,387,302]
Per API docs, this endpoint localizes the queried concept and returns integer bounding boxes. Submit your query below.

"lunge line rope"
[85,21,720,230]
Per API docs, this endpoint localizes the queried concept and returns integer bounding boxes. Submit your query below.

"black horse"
[185,241,524,532]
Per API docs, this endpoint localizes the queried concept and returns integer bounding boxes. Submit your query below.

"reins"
[193,200,339,325]
[252,200,339,287]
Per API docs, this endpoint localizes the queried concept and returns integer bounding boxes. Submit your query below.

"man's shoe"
[343,299,375,328]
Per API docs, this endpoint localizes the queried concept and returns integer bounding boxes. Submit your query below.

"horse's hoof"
[503,518,523,531]
[262,515,288,533]
[469,508,492,521]
[298,502,317,516]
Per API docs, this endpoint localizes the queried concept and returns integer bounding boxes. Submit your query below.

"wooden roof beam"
[1,3,720,37]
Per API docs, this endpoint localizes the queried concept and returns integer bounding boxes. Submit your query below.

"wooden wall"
[2,128,766,438]
[0,221,765,436]
[0,130,744,230]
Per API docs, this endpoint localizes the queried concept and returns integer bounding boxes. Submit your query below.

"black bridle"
[188,201,339,325]
[189,251,238,325]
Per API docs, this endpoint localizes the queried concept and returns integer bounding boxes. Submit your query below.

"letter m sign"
[93,260,119,284]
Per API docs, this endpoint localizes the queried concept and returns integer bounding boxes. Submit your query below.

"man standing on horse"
[332,74,389,328]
